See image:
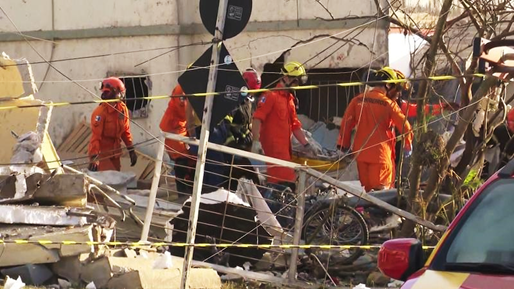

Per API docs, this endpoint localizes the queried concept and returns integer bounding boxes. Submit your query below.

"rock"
[52,256,82,282]
[366,271,390,287]
[107,256,221,289]
[58,278,72,289]
[80,257,113,288]
[1,264,53,286]
[124,248,138,259]
[106,271,143,289]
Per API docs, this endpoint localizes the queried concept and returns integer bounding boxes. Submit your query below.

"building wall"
[0,0,389,156]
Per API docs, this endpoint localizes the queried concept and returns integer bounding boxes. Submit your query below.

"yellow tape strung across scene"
[0,239,436,250]
[0,73,486,111]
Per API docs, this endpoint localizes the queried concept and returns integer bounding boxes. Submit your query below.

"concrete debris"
[85,170,137,193]
[1,264,53,286]
[353,283,371,289]
[9,132,44,199]
[80,257,112,288]
[0,173,87,207]
[106,256,221,289]
[3,276,25,289]
[366,271,391,286]
[0,225,95,267]
[57,278,72,289]
[0,205,89,226]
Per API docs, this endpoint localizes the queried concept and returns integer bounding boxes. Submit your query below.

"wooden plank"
[65,124,89,153]
[140,162,155,180]
[76,131,92,154]
[120,157,151,180]
[58,122,86,152]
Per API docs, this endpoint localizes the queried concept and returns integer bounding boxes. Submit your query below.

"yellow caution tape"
[0,73,486,111]
[0,239,436,250]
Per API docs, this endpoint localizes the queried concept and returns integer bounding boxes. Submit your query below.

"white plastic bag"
[86,281,96,289]
[152,251,173,269]
[353,283,370,289]
[4,276,25,289]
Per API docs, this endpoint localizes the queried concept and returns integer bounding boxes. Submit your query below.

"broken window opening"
[119,76,151,119]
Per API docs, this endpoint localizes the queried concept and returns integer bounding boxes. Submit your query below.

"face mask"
[101,90,117,100]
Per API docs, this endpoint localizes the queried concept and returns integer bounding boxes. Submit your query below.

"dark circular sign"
[200,0,252,40]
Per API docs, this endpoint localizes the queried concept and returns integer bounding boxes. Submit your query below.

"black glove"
[88,155,99,171]
[242,131,253,145]
[128,147,138,167]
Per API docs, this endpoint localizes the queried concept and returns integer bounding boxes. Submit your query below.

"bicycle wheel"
[302,202,369,265]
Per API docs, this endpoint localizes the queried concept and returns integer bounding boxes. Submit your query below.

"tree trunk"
[401,76,498,237]
[401,0,455,237]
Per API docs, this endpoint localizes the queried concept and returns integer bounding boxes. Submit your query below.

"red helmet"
[243,68,261,90]
[507,108,514,132]
[101,77,126,94]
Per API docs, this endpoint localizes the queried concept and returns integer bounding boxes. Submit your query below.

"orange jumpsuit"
[253,83,302,184]
[400,100,443,118]
[338,89,413,192]
[159,85,190,160]
[88,102,133,171]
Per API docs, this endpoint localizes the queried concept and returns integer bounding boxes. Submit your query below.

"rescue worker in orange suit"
[159,84,195,196]
[251,61,321,190]
[338,67,413,192]
[88,77,138,171]
[389,68,459,169]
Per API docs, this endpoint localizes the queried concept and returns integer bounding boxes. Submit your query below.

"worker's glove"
[404,150,412,158]
[251,141,264,155]
[241,131,253,145]
[128,147,138,167]
[88,155,99,172]
[304,143,323,157]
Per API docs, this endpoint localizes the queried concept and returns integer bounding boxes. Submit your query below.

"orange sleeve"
[338,99,356,148]
[253,92,275,122]
[390,102,413,149]
[120,104,134,148]
[88,107,104,157]
[160,99,175,133]
[289,98,302,131]
[401,100,443,117]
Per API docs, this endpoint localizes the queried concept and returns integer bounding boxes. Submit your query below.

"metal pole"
[288,171,306,283]
[140,137,166,242]
[180,0,228,288]
[162,131,447,232]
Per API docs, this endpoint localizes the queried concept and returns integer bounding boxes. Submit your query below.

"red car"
[378,159,514,288]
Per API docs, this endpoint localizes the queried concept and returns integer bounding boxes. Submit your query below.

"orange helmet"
[101,77,126,94]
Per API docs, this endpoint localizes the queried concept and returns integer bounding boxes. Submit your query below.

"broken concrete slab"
[80,257,112,288]
[0,205,90,226]
[1,264,53,286]
[86,170,136,192]
[106,271,142,289]
[0,224,94,267]
[51,256,84,282]
[106,256,221,289]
